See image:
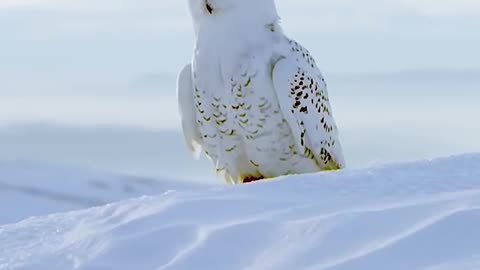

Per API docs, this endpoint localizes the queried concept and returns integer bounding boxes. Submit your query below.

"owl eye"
[206,2,214,14]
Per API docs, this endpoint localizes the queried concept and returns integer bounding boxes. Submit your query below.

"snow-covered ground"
[1,154,480,270]
[0,161,207,224]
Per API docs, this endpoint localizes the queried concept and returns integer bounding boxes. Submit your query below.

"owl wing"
[177,63,203,159]
[272,43,346,170]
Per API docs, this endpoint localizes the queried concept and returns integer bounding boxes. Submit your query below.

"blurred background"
[1,0,479,184]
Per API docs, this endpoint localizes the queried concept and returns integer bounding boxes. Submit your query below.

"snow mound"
[1,154,480,270]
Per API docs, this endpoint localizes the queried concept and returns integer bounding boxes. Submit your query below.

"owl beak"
[205,0,214,14]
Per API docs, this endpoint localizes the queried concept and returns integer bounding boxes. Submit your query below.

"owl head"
[187,0,279,27]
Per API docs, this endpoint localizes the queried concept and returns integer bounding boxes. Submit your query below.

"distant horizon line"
[2,67,479,96]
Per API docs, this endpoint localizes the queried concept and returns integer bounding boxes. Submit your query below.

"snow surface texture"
[1,154,480,270]
[0,161,206,224]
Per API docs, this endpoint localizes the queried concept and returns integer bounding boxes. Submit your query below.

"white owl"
[177,0,346,184]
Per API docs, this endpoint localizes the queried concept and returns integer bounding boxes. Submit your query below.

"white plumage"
[178,0,345,184]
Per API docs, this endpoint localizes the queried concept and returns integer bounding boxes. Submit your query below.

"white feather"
[177,64,202,159]
[272,41,346,169]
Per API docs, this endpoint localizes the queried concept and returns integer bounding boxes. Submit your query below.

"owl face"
[187,0,243,20]
[187,0,241,16]
[187,0,278,24]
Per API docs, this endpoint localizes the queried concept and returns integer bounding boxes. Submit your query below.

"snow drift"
[0,161,205,224]
[1,154,480,270]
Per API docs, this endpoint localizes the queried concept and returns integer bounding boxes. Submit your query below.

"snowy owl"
[177,0,345,184]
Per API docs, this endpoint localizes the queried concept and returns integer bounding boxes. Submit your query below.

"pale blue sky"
[1,0,479,96]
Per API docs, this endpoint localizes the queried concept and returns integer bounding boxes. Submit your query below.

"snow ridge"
[1,154,480,270]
